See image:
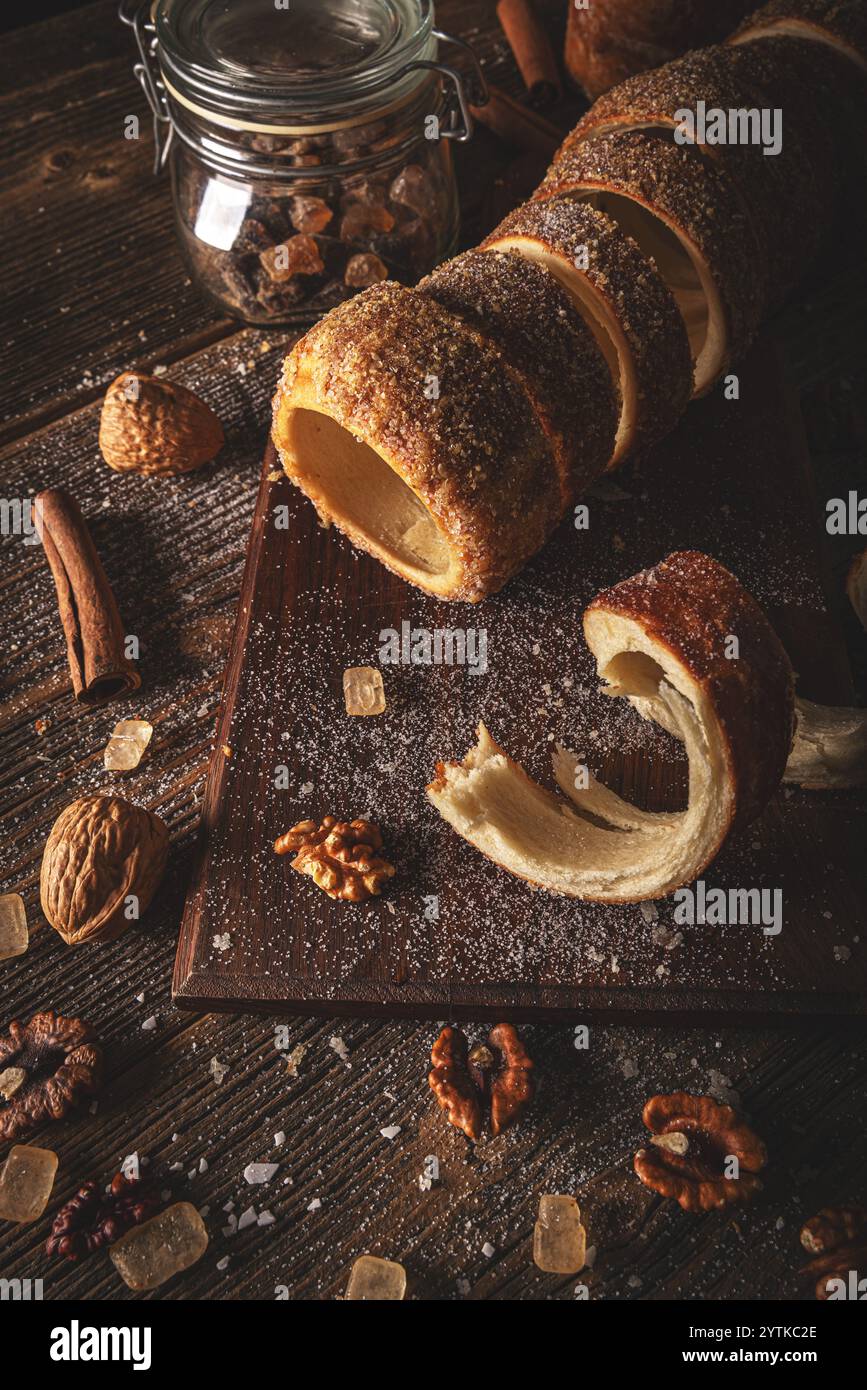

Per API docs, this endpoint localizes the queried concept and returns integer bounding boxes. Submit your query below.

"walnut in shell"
[40,793,169,945]
[99,372,224,476]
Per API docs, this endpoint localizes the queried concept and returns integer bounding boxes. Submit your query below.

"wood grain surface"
[1,0,866,1302]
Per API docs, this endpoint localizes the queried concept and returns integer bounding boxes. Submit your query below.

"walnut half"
[800,1206,867,1300]
[428,1022,535,1142]
[634,1092,767,1212]
[274,816,395,901]
[0,1011,102,1143]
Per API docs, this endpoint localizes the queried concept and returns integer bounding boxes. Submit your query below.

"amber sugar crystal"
[110,1201,208,1290]
[0,893,28,960]
[343,666,386,716]
[103,718,153,772]
[533,1194,587,1274]
[0,1145,59,1223]
[345,1254,406,1300]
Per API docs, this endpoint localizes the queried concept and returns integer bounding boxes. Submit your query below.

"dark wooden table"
[2,0,866,1302]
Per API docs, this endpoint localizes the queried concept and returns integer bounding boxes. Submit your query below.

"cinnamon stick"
[496,0,562,105]
[36,487,141,705]
[470,84,564,159]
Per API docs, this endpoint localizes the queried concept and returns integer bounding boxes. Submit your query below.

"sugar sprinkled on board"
[244,1163,279,1184]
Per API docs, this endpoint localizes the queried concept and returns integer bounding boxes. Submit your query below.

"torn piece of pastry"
[535,129,766,396]
[784,698,867,789]
[427,551,795,903]
[481,195,692,467]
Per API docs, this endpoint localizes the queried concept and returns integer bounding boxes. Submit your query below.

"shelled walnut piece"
[274,816,395,901]
[428,552,794,903]
[46,1171,163,1261]
[634,1092,767,1212]
[428,1023,535,1142]
[428,1026,482,1141]
[99,372,224,476]
[0,1012,102,1144]
[800,1205,867,1300]
[40,793,170,945]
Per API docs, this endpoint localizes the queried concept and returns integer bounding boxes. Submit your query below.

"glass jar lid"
[155,0,440,126]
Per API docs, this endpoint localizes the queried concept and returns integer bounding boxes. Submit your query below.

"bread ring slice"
[481,196,692,467]
[570,45,832,305]
[271,282,563,603]
[730,0,867,71]
[536,130,767,396]
[418,249,618,507]
[726,29,867,234]
[427,552,795,903]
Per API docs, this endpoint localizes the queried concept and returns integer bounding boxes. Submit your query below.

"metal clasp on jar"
[411,30,489,142]
[119,0,173,174]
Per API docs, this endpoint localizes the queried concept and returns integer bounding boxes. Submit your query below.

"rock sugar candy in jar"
[121,0,484,323]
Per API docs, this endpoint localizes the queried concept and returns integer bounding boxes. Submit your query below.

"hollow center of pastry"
[285,409,451,578]
[576,191,719,392]
[485,236,631,463]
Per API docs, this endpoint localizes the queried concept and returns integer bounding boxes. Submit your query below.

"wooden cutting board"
[173,340,867,1024]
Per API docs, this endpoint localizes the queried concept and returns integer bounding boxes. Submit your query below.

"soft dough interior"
[427,614,734,903]
[284,407,451,579]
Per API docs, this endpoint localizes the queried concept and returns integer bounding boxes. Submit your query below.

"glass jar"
[120,0,484,324]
